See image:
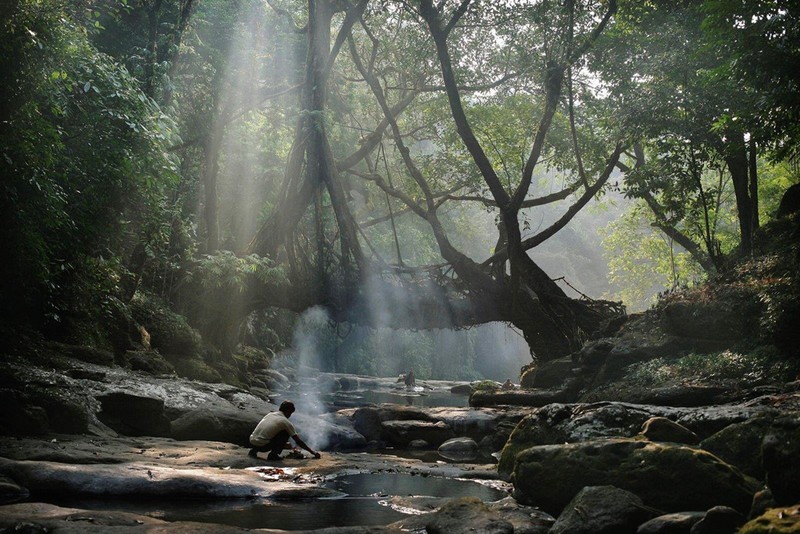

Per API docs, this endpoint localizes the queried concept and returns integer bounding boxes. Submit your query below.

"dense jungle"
[1,0,799,532]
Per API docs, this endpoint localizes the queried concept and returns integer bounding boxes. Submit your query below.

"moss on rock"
[739,505,800,534]
[512,438,758,515]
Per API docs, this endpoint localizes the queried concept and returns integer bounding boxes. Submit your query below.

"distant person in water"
[501,378,515,390]
[404,369,416,388]
[249,400,321,461]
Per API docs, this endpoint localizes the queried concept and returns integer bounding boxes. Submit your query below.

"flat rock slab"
[0,502,260,533]
[0,457,317,500]
[470,389,571,408]
[0,435,254,468]
[0,435,500,483]
[381,420,455,446]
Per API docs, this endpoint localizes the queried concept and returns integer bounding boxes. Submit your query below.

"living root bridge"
[247,267,623,363]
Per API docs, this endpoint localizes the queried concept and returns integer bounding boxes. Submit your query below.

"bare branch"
[336,91,418,171]
[445,185,576,208]
[444,0,472,35]
[386,71,519,92]
[569,0,617,63]
[265,0,307,33]
[322,0,369,82]
[485,144,623,265]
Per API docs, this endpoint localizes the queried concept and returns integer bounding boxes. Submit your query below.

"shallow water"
[322,472,506,500]
[49,473,506,530]
[328,388,470,408]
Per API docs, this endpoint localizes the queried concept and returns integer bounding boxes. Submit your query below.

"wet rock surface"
[2,345,800,533]
[422,497,513,534]
[637,511,706,534]
[549,485,654,534]
[739,505,800,534]
[641,416,699,444]
[512,438,759,515]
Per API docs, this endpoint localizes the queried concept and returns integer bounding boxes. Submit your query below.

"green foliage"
[191,251,286,292]
[130,293,203,358]
[3,0,798,369]
[471,380,500,392]
[601,203,706,311]
[701,0,800,157]
[590,1,758,267]
[1,0,178,332]
[625,347,798,388]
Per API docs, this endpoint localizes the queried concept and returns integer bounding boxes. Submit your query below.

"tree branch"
[445,185,577,208]
[444,0,472,35]
[485,144,623,265]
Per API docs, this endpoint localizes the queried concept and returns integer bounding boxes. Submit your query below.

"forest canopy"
[2,0,798,373]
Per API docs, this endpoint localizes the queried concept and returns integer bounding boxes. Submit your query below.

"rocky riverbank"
[2,286,800,533]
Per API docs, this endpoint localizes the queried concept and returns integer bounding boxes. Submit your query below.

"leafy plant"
[190,251,286,292]
[626,348,798,388]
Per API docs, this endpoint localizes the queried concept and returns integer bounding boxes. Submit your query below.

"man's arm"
[292,435,321,458]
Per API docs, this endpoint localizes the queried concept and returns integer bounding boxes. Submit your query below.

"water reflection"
[50,473,505,530]
[322,473,506,501]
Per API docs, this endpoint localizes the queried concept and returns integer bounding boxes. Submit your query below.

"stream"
[27,374,508,531]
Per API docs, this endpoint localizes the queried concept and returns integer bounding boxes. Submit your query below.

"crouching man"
[249,400,321,461]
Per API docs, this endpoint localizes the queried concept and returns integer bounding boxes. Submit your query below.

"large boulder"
[130,295,203,359]
[487,496,555,534]
[776,183,800,217]
[26,388,90,435]
[438,437,479,461]
[350,405,515,448]
[512,438,758,515]
[700,417,772,478]
[637,512,706,534]
[574,339,615,369]
[674,403,771,439]
[170,403,261,446]
[97,392,171,437]
[527,357,576,388]
[0,458,273,499]
[470,388,571,408]
[0,474,29,504]
[641,417,699,444]
[498,400,779,477]
[424,497,513,534]
[296,412,367,451]
[625,385,728,408]
[430,407,502,439]
[0,389,50,436]
[125,350,175,376]
[690,506,745,534]
[549,485,653,534]
[352,407,384,442]
[498,402,679,475]
[498,405,571,475]
[762,416,800,505]
[59,344,116,366]
[738,505,800,534]
[381,420,455,447]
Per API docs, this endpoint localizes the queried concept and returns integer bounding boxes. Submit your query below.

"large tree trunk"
[201,124,223,252]
[143,0,163,99]
[724,130,753,256]
[249,0,335,259]
[749,138,759,231]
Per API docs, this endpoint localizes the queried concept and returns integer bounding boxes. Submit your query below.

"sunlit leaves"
[192,251,286,293]
[0,0,179,325]
[600,202,706,309]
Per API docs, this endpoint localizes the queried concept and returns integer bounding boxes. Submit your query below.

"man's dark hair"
[279,400,295,415]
